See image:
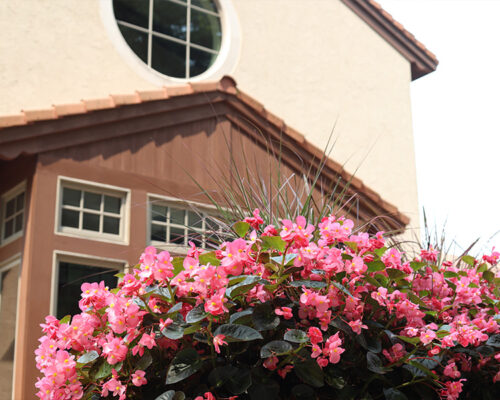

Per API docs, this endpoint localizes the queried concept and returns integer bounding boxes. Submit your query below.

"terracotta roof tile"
[110,93,141,106]
[136,89,168,102]
[83,97,115,112]
[164,84,194,97]
[0,114,27,128]
[23,108,57,123]
[189,81,220,93]
[218,76,238,94]
[54,103,87,117]
[236,91,265,113]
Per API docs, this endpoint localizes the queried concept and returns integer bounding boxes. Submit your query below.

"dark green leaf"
[162,321,185,340]
[291,384,316,400]
[271,253,297,265]
[486,334,500,348]
[404,361,437,378]
[383,388,408,400]
[166,302,183,315]
[483,270,494,283]
[136,350,153,371]
[186,304,207,324]
[233,221,251,238]
[165,348,203,384]
[77,351,99,364]
[284,329,308,343]
[325,371,345,389]
[290,280,327,289]
[262,236,286,252]
[331,282,355,299]
[367,260,386,272]
[95,360,113,380]
[329,317,354,336]
[230,308,254,324]
[252,303,280,331]
[226,276,261,298]
[396,335,419,345]
[248,379,280,400]
[225,367,252,395]
[410,261,426,272]
[344,241,358,252]
[386,268,407,281]
[294,359,324,388]
[155,390,186,400]
[260,340,292,358]
[198,251,221,266]
[214,324,263,342]
[443,271,459,278]
[366,352,387,374]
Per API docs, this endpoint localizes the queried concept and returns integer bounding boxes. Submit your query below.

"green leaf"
[386,269,407,281]
[136,351,153,371]
[461,255,476,266]
[114,272,125,279]
[407,293,429,309]
[374,273,389,287]
[366,260,386,272]
[329,317,354,336]
[374,247,387,257]
[165,348,203,384]
[284,329,308,343]
[252,303,280,331]
[260,340,292,358]
[166,302,183,315]
[325,371,346,389]
[95,360,113,380]
[77,351,99,364]
[366,352,388,374]
[172,257,184,276]
[271,253,297,265]
[185,305,207,324]
[486,334,500,348]
[331,282,355,299]
[356,334,382,353]
[483,270,494,283]
[290,280,327,289]
[59,315,71,324]
[294,359,324,388]
[291,384,316,400]
[155,391,186,400]
[383,388,408,400]
[344,241,358,252]
[396,335,420,345]
[162,321,185,340]
[226,276,261,298]
[477,263,488,273]
[208,365,252,395]
[233,221,251,238]
[214,324,263,342]
[262,236,286,252]
[230,308,254,324]
[404,361,437,378]
[410,261,426,272]
[443,271,459,278]
[198,251,221,267]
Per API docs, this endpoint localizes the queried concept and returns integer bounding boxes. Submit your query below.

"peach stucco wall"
[0,0,419,230]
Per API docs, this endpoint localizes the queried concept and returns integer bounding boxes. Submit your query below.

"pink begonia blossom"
[263,355,279,370]
[204,289,228,316]
[244,208,264,229]
[307,327,323,344]
[421,246,439,263]
[275,306,293,319]
[102,335,128,365]
[277,365,294,379]
[348,319,368,334]
[440,379,466,400]
[483,247,500,264]
[213,334,227,354]
[102,377,126,400]
[194,393,216,400]
[443,361,461,379]
[420,329,437,345]
[132,370,147,387]
[382,344,406,363]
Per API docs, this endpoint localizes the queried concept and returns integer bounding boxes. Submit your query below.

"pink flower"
[308,327,323,344]
[443,361,461,379]
[324,332,344,364]
[382,343,406,363]
[102,335,128,365]
[263,355,279,370]
[275,307,293,319]
[213,334,227,354]
[102,378,126,400]
[371,287,388,306]
[204,289,228,316]
[277,365,293,379]
[440,379,466,400]
[244,208,264,230]
[132,370,147,387]
[420,329,436,345]
[348,319,368,334]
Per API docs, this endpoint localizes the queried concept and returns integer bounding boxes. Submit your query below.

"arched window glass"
[113,0,222,79]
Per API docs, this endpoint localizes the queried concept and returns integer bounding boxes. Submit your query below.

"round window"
[113,0,222,79]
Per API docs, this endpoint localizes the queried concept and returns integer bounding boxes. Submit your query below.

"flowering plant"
[36,211,500,400]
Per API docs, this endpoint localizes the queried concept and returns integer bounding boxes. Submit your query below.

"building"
[0,1,436,398]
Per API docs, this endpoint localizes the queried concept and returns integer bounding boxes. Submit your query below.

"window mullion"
[147,0,153,66]
[186,0,191,79]
[78,192,83,230]
[99,194,104,234]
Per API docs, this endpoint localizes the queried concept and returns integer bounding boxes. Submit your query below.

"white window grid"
[56,178,129,244]
[1,183,25,245]
[114,0,221,79]
[149,198,226,249]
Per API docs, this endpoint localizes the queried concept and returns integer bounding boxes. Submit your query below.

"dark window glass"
[5,199,15,218]
[151,204,167,222]
[188,211,203,228]
[113,0,149,28]
[153,0,187,40]
[61,209,79,228]
[118,25,148,63]
[190,8,221,51]
[62,188,81,207]
[192,0,217,13]
[15,193,24,212]
[4,220,13,238]
[14,214,23,233]
[82,213,100,232]
[151,36,186,78]
[169,227,185,245]
[189,47,215,78]
[103,216,120,235]
[170,208,185,225]
[104,196,121,214]
[57,262,118,319]
[83,192,101,211]
[151,223,166,242]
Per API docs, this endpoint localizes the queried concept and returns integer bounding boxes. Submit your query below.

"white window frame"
[100,0,241,84]
[0,181,26,247]
[0,253,22,400]
[55,176,130,245]
[50,251,127,317]
[147,194,227,253]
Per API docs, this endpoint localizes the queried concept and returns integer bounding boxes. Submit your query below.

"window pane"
[104,195,121,214]
[192,0,217,13]
[151,223,166,242]
[190,47,216,77]
[153,0,187,40]
[151,204,167,222]
[5,199,15,218]
[82,213,100,232]
[190,9,221,51]
[62,188,81,207]
[188,229,203,247]
[61,209,79,228]
[169,227,185,245]
[14,214,23,233]
[103,216,120,235]
[4,219,13,238]
[170,207,185,225]
[57,262,118,319]
[118,24,148,63]
[113,0,149,28]
[187,211,203,228]
[15,192,24,212]
[83,192,101,211]
[152,35,186,78]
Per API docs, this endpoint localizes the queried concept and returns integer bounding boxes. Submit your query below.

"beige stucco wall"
[0,0,419,232]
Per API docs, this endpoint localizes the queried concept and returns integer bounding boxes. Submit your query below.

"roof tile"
[190,81,220,93]
[110,93,141,106]
[83,97,115,111]
[136,89,168,102]
[23,108,57,122]
[0,114,27,128]
[54,103,87,117]
[164,84,194,97]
